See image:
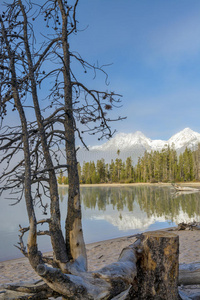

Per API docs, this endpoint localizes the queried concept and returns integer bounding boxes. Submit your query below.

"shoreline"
[59,182,200,187]
[2,228,200,285]
[0,234,135,265]
[0,235,132,264]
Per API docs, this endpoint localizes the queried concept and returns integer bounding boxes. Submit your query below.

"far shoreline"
[58,182,200,188]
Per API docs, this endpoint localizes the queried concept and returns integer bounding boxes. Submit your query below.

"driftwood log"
[5,230,181,299]
[169,222,200,231]
[172,184,200,192]
[179,262,200,285]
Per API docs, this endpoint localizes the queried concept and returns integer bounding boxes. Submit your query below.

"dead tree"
[0,0,138,298]
[0,1,182,299]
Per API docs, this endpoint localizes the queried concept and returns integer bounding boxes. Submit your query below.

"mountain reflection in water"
[1,185,200,261]
[59,185,200,238]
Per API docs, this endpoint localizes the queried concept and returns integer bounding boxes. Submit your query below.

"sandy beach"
[1,228,200,299]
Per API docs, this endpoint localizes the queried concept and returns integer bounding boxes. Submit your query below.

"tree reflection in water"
[58,185,200,223]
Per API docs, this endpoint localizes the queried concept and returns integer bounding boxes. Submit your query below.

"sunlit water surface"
[1,185,200,261]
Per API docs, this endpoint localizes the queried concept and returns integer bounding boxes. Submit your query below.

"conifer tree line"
[57,145,200,184]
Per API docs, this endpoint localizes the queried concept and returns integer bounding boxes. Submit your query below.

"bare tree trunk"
[19,0,68,269]
[136,231,180,300]
[58,0,87,271]
[0,14,41,268]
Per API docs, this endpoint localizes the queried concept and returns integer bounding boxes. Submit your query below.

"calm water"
[1,185,200,261]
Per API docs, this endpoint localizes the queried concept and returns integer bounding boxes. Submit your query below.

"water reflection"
[1,185,200,261]
[59,185,200,220]
[59,185,200,239]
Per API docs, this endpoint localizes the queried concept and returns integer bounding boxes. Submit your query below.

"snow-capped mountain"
[91,131,152,151]
[91,128,200,152]
[168,127,200,151]
[77,128,200,165]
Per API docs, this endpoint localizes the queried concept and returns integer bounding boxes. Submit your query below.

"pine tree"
[57,169,64,184]
[96,159,106,183]
[125,157,133,183]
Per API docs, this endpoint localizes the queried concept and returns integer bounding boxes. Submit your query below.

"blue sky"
[68,0,200,144]
[2,0,200,145]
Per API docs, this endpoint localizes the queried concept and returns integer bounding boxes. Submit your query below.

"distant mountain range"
[77,128,200,165]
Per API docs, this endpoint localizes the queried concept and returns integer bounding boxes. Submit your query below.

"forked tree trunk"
[58,0,87,271]
[135,231,180,300]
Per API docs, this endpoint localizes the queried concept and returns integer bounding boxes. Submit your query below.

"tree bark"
[135,231,180,300]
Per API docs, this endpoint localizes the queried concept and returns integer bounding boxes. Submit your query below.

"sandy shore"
[1,229,200,298]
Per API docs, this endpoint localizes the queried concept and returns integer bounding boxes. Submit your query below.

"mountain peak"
[90,128,200,152]
[176,127,196,135]
[91,131,151,151]
[78,128,200,165]
[134,130,146,136]
[183,127,193,131]
[168,128,200,149]
[170,127,196,136]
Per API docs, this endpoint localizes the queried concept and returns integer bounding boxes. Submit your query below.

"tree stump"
[136,230,180,300]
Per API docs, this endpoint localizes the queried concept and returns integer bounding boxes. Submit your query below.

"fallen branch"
[4,282,61,300]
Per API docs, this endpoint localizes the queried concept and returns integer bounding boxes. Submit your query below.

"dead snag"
[136,231,180,300]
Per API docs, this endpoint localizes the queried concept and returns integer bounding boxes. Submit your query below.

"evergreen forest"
[57,145,200,184]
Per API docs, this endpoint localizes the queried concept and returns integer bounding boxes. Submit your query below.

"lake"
[1,185,200,261]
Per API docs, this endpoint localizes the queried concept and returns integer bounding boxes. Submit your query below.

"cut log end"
[136,230,180,300]
[142,230,179,238]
